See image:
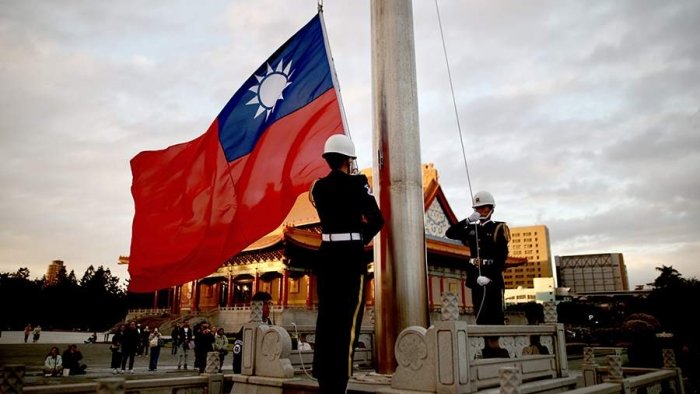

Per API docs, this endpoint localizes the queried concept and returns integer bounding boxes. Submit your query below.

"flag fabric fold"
[128,14,343,292]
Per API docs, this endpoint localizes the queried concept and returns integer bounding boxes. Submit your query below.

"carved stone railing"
[391,293,574,393]
[578,350,685,394]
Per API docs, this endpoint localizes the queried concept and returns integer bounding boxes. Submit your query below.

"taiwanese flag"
[128,14,344,292]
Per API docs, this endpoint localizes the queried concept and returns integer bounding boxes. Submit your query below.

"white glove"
[476,276,491,286]
[467,211,481,223]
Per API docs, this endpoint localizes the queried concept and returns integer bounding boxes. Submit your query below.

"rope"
[433,0,475,208]
[434,0,487,320]
[291,323,315,380]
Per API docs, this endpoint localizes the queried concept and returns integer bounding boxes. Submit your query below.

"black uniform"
[446,218,509,324]
[311,170,383,393]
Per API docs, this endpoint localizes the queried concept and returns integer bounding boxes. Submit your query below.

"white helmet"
[472,191,495,208]
[323,134,356,158]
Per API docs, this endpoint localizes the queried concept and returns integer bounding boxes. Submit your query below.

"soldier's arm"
[494,223,510,270]
[445,219,469,242]
[357,175,384,244]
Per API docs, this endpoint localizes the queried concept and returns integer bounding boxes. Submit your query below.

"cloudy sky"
[1,1,698,289]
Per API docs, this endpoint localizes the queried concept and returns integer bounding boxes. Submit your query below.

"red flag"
[128,14,343,292]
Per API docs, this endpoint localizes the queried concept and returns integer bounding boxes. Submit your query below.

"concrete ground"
[0,342,208,386]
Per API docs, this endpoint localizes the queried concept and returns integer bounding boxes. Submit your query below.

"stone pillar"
[662,348,677,369]
[1,365,24,394]
[392,294,472,393]
[582,347,598,386]
[499,367,521,394]
[152,290,158,309]
[250,300,264,323]
[543,302,557,324]
[606,355,623,381]
[227,272,233,307]
[253,325,294,378]
[191,280,199,313]
[281,269,289,308]
[305,274,314,309]
[207,374,224,394]
[441,292,459,322]
[392,326,434,392]
[95,377,125,394]
[205,351,221,374]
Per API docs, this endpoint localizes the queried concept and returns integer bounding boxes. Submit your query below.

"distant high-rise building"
[555,253,629,293]
[505,225,553,289]
[504,277,556,305]
[45,259,64,284]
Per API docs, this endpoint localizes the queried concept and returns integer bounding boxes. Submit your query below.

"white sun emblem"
[246,58,293,120]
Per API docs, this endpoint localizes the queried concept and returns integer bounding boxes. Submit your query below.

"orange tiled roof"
[244,163,444,251]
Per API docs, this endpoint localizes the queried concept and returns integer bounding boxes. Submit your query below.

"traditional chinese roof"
[242,163,525,267]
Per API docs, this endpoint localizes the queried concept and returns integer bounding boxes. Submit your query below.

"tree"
[651,265,683,289]
[0,263,128,330]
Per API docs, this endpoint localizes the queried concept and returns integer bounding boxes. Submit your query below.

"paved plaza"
[0,331,207,386]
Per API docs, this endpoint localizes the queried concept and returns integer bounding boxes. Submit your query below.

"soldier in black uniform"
[310,134,384,394]
[446,191,510,325]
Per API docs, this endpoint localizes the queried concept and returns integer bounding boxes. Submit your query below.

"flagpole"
[371,0,429,374]
[318,10,350,136]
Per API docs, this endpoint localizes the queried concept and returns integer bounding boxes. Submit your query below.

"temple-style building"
[125,163,525,328]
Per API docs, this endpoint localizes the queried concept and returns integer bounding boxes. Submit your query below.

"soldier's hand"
[467,211,481,223]
[476,276,491,286]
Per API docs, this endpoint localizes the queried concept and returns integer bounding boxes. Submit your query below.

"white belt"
[469,258,494,266]
[322,232,362,242]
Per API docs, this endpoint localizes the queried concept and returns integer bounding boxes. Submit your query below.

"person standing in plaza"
[23,323,32,343]
[141,325,151,356]
[194,322,215,373]
[213,327,229,372]
[110,324,125,374]
[148,327,163,371]
[445,191,510,325]
[120,321,139,373]
[32,324,42,343]
[170,323,181,355]
[177,320,193,370]
[310,134,384,393]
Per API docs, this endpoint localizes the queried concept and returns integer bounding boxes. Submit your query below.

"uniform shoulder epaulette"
[493,221,511,243]
[353,173,369,182]
[308,179,320,207]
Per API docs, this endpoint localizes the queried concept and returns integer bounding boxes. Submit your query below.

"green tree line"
[0,265,129,332]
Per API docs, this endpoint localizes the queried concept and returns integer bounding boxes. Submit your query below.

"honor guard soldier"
[446,191,510,325]
[310,134,384,393]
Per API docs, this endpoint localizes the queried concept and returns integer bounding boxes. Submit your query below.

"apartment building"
[45,259,65,284]
[505,225,553,289]
[555,253,629,293]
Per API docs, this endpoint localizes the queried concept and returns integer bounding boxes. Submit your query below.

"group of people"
[23,323,42,343]
[170,319,230,373]
[109,321,169,373]
[42,344,87,376]
[108,319,230,374]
